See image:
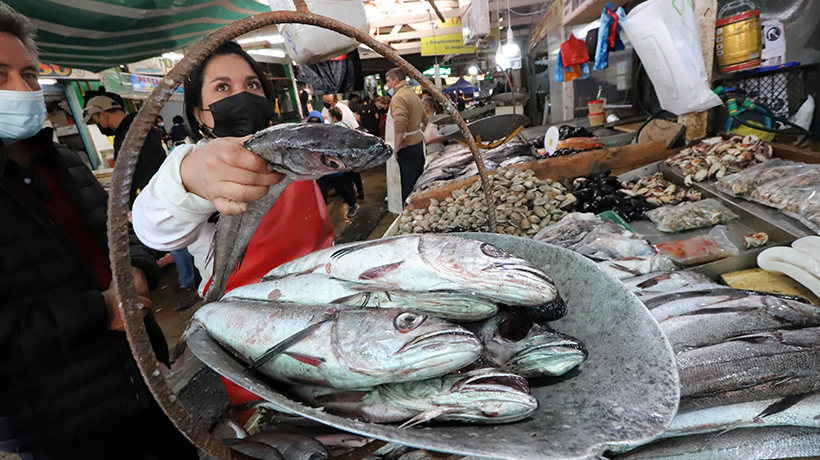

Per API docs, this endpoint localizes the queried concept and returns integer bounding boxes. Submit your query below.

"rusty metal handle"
[108,6,494,460]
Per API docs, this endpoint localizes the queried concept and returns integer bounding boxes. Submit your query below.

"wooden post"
[678,0,718,141]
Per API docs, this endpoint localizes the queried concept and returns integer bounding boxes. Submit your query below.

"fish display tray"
[188,234,680,460]
[444,114,530,144]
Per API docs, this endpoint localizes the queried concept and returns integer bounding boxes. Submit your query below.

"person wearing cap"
[83,94,166,208]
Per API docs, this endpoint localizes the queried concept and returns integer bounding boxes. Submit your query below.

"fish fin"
[170,322,199,364]
[330,239,390,260]
[756,394,809,419]
[712,421,746,438]
[636,273,672,289]
[245,318,332,372]
[399,408,459,428]
[359,261,404,280]
[609,263,643,276]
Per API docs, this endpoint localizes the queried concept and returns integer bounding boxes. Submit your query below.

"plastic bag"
[653,226,740,266]
[646,199,739,233]
[618,0,722,116]
[713,159,798,197]
[594,3,626,70]
[560,34,590,66]
[750,169,820,213]
[269,0,368,65]
[798,190,820,234]
[534,212,654,260]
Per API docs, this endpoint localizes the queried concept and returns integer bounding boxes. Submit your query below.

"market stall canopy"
[443,77,476,94]
[5,0,269,72]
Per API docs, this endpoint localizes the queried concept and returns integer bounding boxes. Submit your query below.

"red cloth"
[210,180,334,423]
[606,7,620,49]
[559,34,590,67]
[16,161,112,290]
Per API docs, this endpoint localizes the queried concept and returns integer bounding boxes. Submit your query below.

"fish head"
[481,313,587,378]
[331,309,482,383]
[429,368,538,423]
[417,236,559,306]
[245,123,392,180]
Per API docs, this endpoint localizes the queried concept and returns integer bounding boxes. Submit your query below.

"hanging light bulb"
[468,65,478,75]
[502,26,519,57]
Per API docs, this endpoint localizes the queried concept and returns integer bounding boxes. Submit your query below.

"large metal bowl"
[444,114,530,144]
[189,234,679,460]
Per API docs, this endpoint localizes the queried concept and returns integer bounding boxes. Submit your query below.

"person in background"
[375,95,390,139]
[0,4,196,458]
[384,67,428,204]
[421,96,446,165]
[357,96,380,137]
[83,94,166,208]
[347,92,361,113]
[154,115,169,142]
[321,93,359,129]
[299,83,311,118]
[305,110,323,124]
[323,107,360,215]
[169,114,189,145]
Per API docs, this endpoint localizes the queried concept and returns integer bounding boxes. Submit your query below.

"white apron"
[385,108,425,214]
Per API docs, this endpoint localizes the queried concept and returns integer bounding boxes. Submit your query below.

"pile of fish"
[534,212,655,261]
[187,235,588,436]
[665,134,773,185]
[645,198,738,233]
[607,278,820,459]
[620,172,702,206]
[411,138,541,193]
[566,173,654,221]
[397,167,571,237]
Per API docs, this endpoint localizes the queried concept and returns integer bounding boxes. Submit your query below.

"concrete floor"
[0,166,398,460]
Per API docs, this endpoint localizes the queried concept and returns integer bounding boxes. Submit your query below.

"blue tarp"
[443,77,476,94]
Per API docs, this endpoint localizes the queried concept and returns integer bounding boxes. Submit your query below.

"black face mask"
[204,91,274,138]
[97,124,116,136]
[323,102,331,109]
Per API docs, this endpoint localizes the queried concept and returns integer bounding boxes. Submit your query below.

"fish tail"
[328,440,388,460]
[170,323,200,364]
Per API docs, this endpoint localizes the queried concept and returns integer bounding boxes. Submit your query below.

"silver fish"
[612,426,820,460]
[465,312,587,377]
[660,296,820,352]
[665,393,820,439]
[291,368,538,426]
[622,272,717,296]
[598,255,678,280]
[678,327,820,412]
[223,273,498,322]
[263,235,563,318]
[206,124,392,303]
[190,300,482,389]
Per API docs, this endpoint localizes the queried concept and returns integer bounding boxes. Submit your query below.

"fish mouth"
[506,341,588,376]
[453,371,531,394]
[486,263,556,287]
[397,329,480,354]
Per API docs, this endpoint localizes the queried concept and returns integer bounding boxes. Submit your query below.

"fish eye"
[480,243,514,259]
[498,316,533,341]
[321,154,345,170]
[394,312,426,332]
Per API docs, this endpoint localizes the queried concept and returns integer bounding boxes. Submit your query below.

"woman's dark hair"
[173,115,184,124]
[184,41,275,140]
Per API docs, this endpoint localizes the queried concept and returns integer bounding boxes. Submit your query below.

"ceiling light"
[502,27,519,57]
[468,65,478,75]
[248,49,286,58]
[496,52,511,70]
[162,52,184,60]
[38,78,57,86]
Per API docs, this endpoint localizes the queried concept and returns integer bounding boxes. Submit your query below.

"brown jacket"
[390,81,428,149]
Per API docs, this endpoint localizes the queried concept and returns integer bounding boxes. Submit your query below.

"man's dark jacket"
[113,113,166,208]
[0,129,163,453]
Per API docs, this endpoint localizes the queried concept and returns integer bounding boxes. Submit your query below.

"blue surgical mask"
[387,88,394,97]
[0,89,46,144]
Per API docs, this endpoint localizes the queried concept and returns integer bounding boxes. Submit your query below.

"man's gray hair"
[386,67,406,82]
[0,2,38,63]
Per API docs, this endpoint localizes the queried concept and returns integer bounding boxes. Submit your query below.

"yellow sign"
[421,25,499,56]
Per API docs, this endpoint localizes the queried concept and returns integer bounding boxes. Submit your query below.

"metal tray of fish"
[188,233,680,460]
[628,163,817,279]
[444,114,530,144]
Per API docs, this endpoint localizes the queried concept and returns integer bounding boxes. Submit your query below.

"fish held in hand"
[263,235,562,311]
[190,300,482,388]
[223,273,498,322]
[205,124,392,304]
[466,312,587,377]
[291,368,538,426]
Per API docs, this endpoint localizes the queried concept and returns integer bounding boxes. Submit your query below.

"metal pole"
[107,5,496,460]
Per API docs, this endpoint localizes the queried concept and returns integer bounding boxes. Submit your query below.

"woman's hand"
[180,137,284,215]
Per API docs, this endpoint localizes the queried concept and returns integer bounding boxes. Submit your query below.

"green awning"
[6,0,271,72]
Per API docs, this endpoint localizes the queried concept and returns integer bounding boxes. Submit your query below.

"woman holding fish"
[133,42,389,300]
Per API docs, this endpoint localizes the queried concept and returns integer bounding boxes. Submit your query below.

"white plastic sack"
[619,0,723,116]
[268,0,369,65]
